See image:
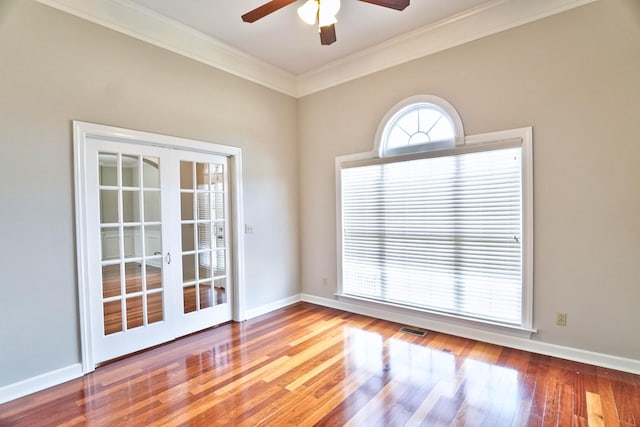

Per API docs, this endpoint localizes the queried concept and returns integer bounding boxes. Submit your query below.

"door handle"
[166,252,172,265]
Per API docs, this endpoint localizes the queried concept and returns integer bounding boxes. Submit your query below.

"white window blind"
[341,146,524,326]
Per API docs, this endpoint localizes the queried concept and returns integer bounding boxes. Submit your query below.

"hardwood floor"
[1,303,639,426]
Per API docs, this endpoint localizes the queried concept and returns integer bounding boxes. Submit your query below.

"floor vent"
[399,327,427,337]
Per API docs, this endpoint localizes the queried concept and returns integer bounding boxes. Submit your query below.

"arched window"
[377,95,464,157]
[338,96,534,332]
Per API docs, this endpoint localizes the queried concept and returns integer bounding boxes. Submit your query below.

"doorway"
[74,122,245,372]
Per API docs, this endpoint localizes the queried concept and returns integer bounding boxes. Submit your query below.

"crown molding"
[34,0,298,96]
[296,0,597,96]
[35,0,596,98]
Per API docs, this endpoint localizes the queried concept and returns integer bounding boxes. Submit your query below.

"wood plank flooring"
[1,302,639,426]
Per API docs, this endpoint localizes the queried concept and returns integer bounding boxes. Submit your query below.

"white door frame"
[73,121,246,374]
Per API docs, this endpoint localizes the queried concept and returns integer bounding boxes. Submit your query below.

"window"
[338,97,533,330]
[377,95,465,157]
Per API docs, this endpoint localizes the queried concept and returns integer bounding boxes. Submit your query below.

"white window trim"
[335,126,534,337]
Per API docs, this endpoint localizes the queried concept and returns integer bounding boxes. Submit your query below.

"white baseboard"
[0,363,83,405]
[300,293,640,375]
[244,294,302,320]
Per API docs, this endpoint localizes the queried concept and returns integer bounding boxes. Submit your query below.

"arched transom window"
[377,95,464,157]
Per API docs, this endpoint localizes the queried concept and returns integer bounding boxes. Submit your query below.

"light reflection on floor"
[342,325,522,424]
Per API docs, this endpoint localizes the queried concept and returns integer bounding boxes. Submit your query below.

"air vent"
[399,327,427,337]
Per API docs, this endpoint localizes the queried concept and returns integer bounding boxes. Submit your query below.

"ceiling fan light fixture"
[297,0,318,25]
[318,0,340,26]
[320,0,341,16]
[244,0,407,46]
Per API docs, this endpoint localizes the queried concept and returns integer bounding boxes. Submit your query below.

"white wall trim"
[0,364,83,405]
[244,295,302,321]
[73,122,94,374]
[34,0,595,98]
[300,294,640,376]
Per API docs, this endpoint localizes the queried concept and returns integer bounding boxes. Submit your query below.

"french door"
[174,150,232,337]
[84,138,232,364]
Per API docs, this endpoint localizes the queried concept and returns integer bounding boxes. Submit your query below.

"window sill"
[335,293,536,340]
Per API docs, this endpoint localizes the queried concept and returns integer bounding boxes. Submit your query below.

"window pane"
[102,264,121,298]
[183,285,196,313]
[144,191,161,222]
[147,264,162,290]
[196,162,210,190]
[427,116,454,142]
[180,161,193,190]
[182,254,196,282]
[99,153,118,186]
[215,223,225,248]
[101,227,120,261]
[418,108,441,135]
[126,296,143,329]
[199,252,212,280]
[197,192,211,221]
[199,283,213,310]
[214,278,227,305]
[123,226,142,258]
[181,223,195,252]
[213,250,226,277]
[121,155,140,187]
[100,190,119,224]
[212,193,225,221]
[143,157,160,189]
[197,223,212,250]
[144,225,161,257]
[104,300,122,335]
[147,293,163,324]
[124,262,143,294]
[181,193,194,221]
[122,190,140,223]
[210,164,224,192]
[396,109,418,135]
[386,126,409,149]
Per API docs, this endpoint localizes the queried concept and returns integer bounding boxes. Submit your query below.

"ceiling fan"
[242,0,410,46]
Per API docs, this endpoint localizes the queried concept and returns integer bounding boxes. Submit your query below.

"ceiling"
[125,0,491,75]
[36,0,595,96]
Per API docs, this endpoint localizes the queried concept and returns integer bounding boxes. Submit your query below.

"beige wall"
[0,1,299,386]
[299,0,640,359]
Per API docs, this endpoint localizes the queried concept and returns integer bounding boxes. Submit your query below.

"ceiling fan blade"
[357,0,410,11]
[242,0,297,23]
[319,24,337,45]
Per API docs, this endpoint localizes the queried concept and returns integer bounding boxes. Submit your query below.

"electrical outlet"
[245,224,254,234]
[556,312,567,326]
[321,277,328,286]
